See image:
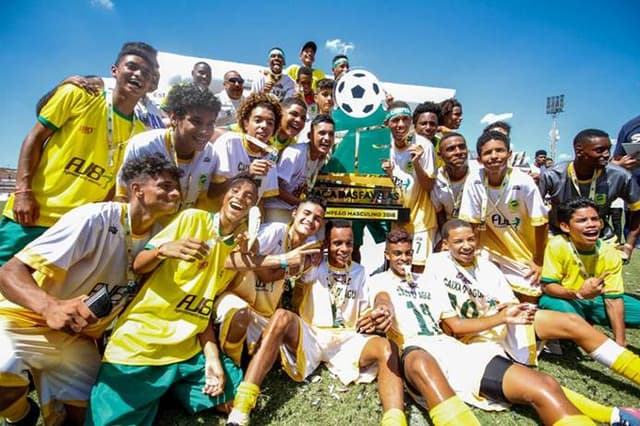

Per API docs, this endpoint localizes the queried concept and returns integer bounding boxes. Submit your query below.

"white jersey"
[431,167,469,219]
[215,90,243,127]
[368,269,453,347]
[299,261,368,328]
[425,252,538,366]
[389,135,437,232]
[116,129,215,208]
[251,71,296,102]
[2,202,152,338]
[459,167,548,295]
[264,143,324,211]
[211,132,279,200]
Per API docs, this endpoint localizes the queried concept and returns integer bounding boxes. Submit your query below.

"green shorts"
[539,293,640,327]
[352,220,389,247]
[86,352,242,426]
[0,216,48,265]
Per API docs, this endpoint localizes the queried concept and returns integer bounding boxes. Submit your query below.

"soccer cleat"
[612,407,640,426]
[4,398,39,426]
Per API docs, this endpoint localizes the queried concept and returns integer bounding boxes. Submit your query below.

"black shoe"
[5,398,39,426]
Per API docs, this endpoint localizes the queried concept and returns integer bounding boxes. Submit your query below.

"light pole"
[546,95,564,162]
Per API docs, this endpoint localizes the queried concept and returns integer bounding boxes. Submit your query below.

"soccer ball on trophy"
[335,70,385,119]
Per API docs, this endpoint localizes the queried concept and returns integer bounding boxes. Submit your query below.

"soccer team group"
[0,40,639,426]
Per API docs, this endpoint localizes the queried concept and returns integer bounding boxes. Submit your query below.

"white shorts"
[0,321,101,424]
[215,293,321,382]
[313,327,378,385]
[486,252,542,297]
[403,335,508,411]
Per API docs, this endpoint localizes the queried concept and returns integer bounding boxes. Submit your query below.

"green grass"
[156,264,640,426]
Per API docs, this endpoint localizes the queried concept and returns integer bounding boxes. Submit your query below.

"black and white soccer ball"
[335,70,385,119]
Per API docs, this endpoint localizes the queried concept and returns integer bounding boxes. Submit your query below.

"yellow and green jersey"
[4,85,145,227]
[541,235,623,297]
[104,208,244,366]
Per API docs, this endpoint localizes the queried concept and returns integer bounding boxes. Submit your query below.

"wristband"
[279,254,289,270]
[14,188,33,195]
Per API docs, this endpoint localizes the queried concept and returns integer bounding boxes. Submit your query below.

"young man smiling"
[209,93,282,206]
[382,101,437,273]
[431,132,471,230]
[251,47,295,102]
[539,129,640,260]
[296,220,407,426]
[264,114,335,223]
[432,219,640,423]
[0,42,157,265]
[0,154,181,426]
[370,228,612,426]
[540,198,640,347]
[116,82,221,210]
[459,130,548,302]
[88,175,260,425]
[220,197,325,426]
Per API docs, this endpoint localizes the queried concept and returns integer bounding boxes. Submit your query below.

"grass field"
[4,195,636,425]
[156,263,640,426]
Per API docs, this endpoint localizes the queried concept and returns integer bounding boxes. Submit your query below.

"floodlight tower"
[546,95,565,162]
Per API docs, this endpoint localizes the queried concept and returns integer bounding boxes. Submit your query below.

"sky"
[1,0,638,168]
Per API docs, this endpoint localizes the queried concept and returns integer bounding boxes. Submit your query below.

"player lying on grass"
[87,175,260,426]
[369,228,633,426]
[540,198,640,347]
[435,218,640,425]
[0,153,181,426]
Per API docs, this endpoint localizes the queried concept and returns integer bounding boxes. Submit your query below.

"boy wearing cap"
[286,41,326,92]
[251,48,296,102]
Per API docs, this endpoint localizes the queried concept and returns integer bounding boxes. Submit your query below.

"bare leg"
[501,363,581,426]
[534,310,607,352]
[243,309,300,385]
[358,336,403,411]
[403,349,455,408]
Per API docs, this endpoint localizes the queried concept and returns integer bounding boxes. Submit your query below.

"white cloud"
[480,112,513,125]
[325,39,355,55]
[90,0,114,10]
[558,153,572,161]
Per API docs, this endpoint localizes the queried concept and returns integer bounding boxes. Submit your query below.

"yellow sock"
[552,414,595,425]
[561,387,612,423]
[611,349,640,384]
[429,395,481,426]
[381,408,407,426]
[0,395,29,423]
[233,381,260,414]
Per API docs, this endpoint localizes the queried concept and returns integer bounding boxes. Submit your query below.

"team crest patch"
[406,161,414,173]
[508,199,520,211]
[595,193,607,205]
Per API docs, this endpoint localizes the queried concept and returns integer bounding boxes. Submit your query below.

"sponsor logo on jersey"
[491,213,521,229]
[79,125,94,134]
[64,157,114,189]
[176,294,214,317]
[508,199,520,211]
[595,193,607,206]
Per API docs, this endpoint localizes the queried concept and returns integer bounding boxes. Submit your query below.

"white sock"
[589,339,625,367]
